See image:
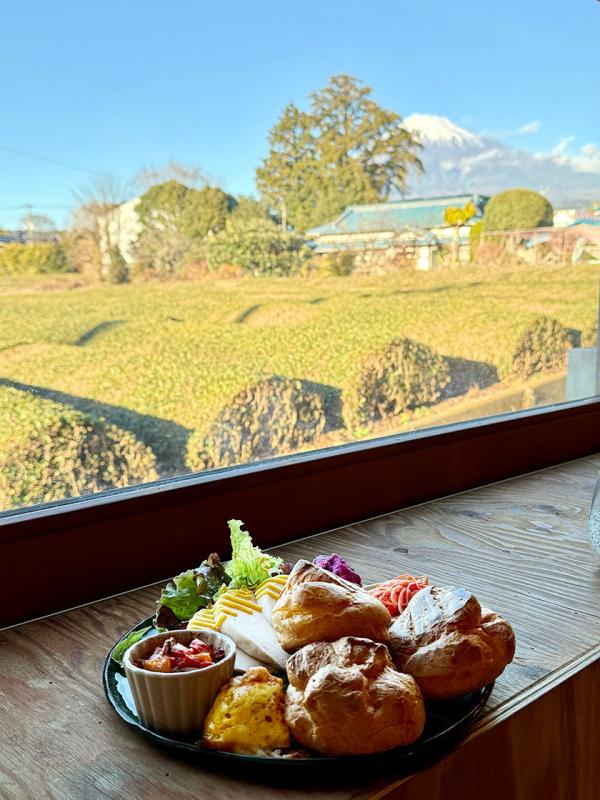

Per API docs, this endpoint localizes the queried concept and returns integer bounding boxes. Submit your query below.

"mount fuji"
[403,114,600,208]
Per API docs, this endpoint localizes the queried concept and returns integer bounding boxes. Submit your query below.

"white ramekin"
[124,628,235,736]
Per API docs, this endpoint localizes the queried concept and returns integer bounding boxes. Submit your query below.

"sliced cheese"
[234,648,265,672]
[218,596,262,613]
[187,607,220,631]
[186,579,289,670]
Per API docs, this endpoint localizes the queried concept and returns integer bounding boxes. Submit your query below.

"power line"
[0,204,73,210]
[0,144,101,176]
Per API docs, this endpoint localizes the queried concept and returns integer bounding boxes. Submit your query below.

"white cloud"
[552,135,575,157]
[519,121,540,134]
[481,121,541,138]
[542,136,600,174]
[566,143,600,174]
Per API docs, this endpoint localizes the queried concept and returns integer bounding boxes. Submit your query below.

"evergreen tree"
[135,180,236,274]
[256,75,422,231]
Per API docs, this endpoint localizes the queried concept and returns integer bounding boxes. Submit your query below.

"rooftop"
[308,194,489,237]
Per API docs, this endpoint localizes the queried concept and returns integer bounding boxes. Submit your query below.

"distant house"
[307,193,488,270]
[0,231,58,246]
[0,233,25,246]
[553,208,578,228]
[554,205,600,228]
[104,198,143,264]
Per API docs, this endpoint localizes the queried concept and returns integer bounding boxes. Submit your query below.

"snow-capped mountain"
[403,114,600,207]
[405,114,484,148]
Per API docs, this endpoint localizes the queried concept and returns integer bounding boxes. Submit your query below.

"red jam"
[137,636,224,673]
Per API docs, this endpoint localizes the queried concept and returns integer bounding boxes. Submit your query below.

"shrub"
[473,238,510,266]
[105,246,129,284]
[343,338,450,430]
[310,252,356,277]
[582,323,597,348]
[0,408,158,509]
[186,377,325,471]
[482,189,553,232]
[205,216,309,276]
[137,181,236,240]
[135,180,237,275]
[469,220,483,259]
[511,316,571,380]
[0,242,73,275]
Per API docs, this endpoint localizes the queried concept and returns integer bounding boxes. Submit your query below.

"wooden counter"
[1,455,600,799]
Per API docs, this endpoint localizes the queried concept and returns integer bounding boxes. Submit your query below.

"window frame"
[2,397,599,627]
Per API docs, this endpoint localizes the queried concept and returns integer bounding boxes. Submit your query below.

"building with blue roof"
[307,193,488,269]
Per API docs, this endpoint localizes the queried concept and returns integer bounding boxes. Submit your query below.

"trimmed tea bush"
[186,376,325,470]
[0,404,158,509]
[482,189,553,232]
[511,316,571,380]
[343,338,450,430]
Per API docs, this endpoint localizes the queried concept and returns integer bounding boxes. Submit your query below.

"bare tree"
[70,174,127,278]
[131,160,210,193]
[19,211,56,241]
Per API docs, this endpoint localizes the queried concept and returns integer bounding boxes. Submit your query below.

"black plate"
[103,617,493,770]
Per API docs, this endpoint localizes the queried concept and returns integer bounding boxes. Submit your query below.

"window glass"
[1,1,599,514]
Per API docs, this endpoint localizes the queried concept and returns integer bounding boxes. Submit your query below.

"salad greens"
[111,626,151,665]
[155,553,230,625]
[225,519,284,589]
[195,552,230,600]
[158,569,205,621]
[152,521,281,626]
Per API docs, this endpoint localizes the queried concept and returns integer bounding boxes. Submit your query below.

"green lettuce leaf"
[224,519,283,589]
[158,569,208,620]
[195,552,230,602]
[111,626,151,665]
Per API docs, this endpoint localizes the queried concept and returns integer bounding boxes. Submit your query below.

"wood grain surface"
[1,455,600,800]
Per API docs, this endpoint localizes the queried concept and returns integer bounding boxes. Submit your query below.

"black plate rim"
[103,616,493,767]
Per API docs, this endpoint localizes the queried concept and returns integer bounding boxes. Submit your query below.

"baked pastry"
[285,636,425,755]
[272,560,391,652]
[388,585,515,699]
[202,666,290,753]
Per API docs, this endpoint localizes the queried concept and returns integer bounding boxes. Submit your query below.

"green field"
[0,263,598,495]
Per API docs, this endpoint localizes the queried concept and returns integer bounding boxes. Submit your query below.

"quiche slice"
[202,666,290,754]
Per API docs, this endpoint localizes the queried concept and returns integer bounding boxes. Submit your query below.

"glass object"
[588,474,600,555]
[1,2,599,518]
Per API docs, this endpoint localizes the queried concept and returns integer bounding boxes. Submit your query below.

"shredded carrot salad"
[369,574,429,616]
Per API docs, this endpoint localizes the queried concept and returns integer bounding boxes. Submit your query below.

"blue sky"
[1,0,598,228]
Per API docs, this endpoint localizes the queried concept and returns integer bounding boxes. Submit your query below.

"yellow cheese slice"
[187,607,220,631]
[255,586,282,600]
[221,597,261,613]
[215,589,262,613]
[267,575,289,585]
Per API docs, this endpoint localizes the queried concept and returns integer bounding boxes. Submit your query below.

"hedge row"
[0,243,73,275]
[0,315,575,507]
[187,376,325,470]
[511,316,571,380]
[0,388,157,510]
[184,317,573,469]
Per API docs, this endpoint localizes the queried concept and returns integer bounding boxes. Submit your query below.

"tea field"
[0,262,597,491]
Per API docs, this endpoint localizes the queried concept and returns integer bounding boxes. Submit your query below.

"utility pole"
[25,204,33,241]
[281,198,287,231]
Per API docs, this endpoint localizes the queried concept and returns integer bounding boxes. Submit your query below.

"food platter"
[104,616,493,769]
[103,519,514,769]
